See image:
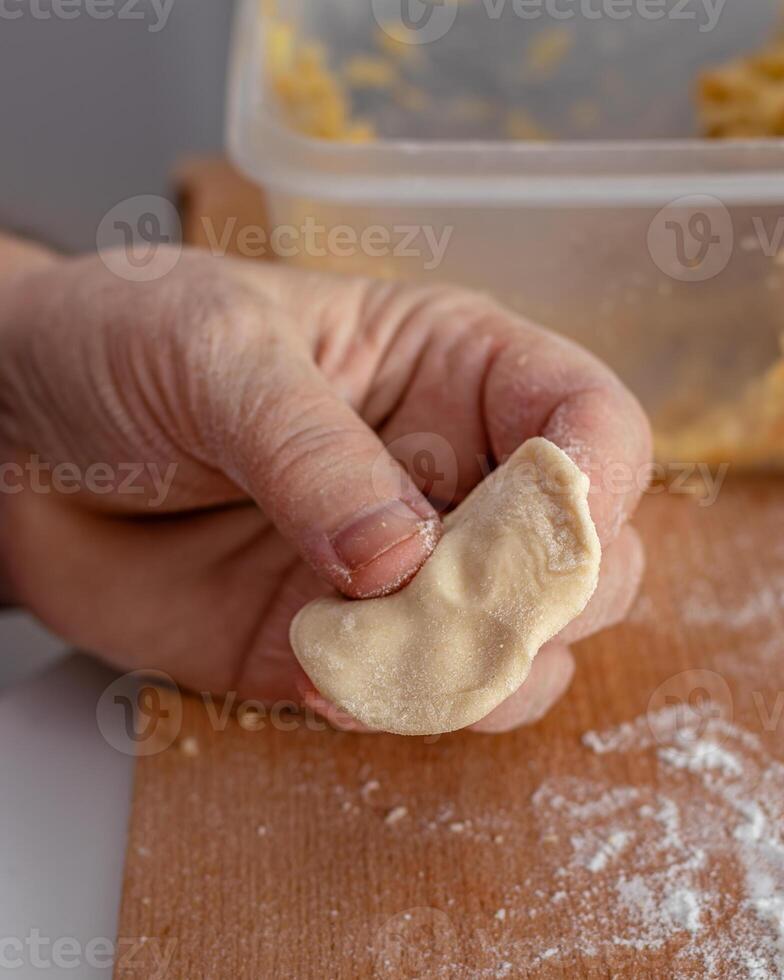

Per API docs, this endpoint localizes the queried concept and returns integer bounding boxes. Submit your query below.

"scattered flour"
[529,706,784,978]
[384,805,408,826]
[360,779,380,803]
[678,576,784,632]
[223,700,782,978]
[659,739,744,777]
[584,830,632,873]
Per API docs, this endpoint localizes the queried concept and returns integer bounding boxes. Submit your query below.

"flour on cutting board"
[628,573,784,637]
[678,574,784,631]
[524,705,784,978]
[625,536,784,694]
[312,705,783,978]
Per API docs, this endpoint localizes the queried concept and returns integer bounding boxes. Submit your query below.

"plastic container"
[227,0,784,449]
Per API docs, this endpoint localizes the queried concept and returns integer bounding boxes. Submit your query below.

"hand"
[0,245,651,732]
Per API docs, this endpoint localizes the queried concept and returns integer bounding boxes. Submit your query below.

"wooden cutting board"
[114,475,784,979]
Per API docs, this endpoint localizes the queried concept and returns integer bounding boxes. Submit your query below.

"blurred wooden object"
[115,476,784,978]
[175,157,268,257]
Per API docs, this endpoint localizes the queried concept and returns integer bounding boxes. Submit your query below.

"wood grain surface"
[115,475,784,979]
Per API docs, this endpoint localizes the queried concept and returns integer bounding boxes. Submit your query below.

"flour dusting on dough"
[290,438,600,735]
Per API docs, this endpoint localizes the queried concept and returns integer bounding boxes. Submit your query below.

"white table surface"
[0,624,134,979]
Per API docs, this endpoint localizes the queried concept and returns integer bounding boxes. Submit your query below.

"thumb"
[200,332,441,599]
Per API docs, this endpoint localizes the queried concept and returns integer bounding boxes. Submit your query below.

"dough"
[290,438,601,736]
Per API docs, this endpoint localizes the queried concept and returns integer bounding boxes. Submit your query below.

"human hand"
[0,245,651,732]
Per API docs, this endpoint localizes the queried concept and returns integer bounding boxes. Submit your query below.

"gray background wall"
[0,0,235,252]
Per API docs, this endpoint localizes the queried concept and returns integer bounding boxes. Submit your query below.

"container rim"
[226,0,784,207]
[229,113,784,207]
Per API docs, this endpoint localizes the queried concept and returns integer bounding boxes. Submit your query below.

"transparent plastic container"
[227,0,784,449]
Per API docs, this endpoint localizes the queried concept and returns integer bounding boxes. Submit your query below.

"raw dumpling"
[290,437,601,735]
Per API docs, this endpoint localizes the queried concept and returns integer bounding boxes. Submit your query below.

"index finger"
[483,322,653,545]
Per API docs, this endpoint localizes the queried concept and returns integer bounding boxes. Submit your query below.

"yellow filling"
[656,340,784,467]
[264,13,375,141]
[698,35,784,138]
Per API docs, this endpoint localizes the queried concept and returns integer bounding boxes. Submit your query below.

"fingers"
[484,327,653,546]
[0,232,57,286]
[556,524,644,646]
[468,645,576,733]
[346,282,652,539]
[301,690,378,734]
[543,385,651,546]
[197,316,441,599]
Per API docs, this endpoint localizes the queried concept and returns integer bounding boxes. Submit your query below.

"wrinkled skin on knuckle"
[262,401,372,515]
[0,260,107,459]
[150,268,280,462]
